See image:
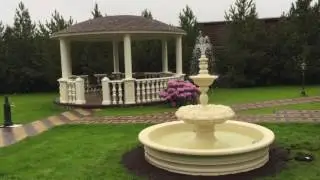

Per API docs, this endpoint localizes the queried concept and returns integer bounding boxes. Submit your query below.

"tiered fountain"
[138,33,275,176]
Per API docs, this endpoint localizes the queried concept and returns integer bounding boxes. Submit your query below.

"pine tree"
[141,9,153,19]
[13,2,36,39]
[0,22,4,36]
[39,10,74,36]
[5,2,39,92]
[0,22,5,92]
[92,2,103,18]
[223,0,268,87]
[281,0,320,84]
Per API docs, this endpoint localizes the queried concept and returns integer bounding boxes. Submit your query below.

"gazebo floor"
[54,93,164,109]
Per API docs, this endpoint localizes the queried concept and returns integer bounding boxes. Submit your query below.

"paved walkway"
[72,96,320,124]
[0,96,319,148]
[0,109,92,148]
[231,96,320,111]
[72,110,320,124]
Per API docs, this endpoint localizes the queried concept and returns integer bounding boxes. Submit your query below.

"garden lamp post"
[300,61,307,97]
[3,96,13,127]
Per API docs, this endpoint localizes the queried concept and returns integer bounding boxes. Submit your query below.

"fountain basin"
[139,120,275,176]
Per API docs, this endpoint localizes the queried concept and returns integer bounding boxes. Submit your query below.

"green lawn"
[209,85,319,105]
[0,86,319,122]
[0,124,319,180]
[239,102,320,115]
[0,93,65,124]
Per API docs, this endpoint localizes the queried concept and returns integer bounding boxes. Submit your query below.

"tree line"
[0,0,319,94]
[216,0,320,87]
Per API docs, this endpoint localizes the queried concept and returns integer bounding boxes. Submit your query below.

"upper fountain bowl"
[190,74,218,89]
[176,104,235,125]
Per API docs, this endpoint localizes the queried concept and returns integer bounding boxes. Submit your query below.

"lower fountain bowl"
[138,120,275,176]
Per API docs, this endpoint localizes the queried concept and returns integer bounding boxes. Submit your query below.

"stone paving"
[72,96,320,124]
[72,110,320,124]
[231,96,320,111]
[0,96,319,148]
[0,109,92,148]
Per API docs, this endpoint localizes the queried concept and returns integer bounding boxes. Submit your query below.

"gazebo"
[52,15,186,107]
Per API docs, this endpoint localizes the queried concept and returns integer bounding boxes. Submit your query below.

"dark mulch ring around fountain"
[121,144,291,180]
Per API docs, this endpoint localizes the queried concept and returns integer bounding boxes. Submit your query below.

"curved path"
[73,96,320,124]
[0,96,319,147]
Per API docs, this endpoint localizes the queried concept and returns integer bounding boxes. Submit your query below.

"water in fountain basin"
[155,130,256,149]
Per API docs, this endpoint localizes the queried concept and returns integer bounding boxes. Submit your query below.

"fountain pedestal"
[194,124,216,141]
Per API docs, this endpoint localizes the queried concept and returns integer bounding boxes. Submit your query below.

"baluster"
[144,81,148,102]
[118,82,123,104]
[161,79,165,90]
[147,80,152,102]
[141,81,146,103]
[71,82,75,103]
[156,80,160,101]
[112,82,117,104]
[161,80,166,100]
[68,82,72,103]
[149,79,154,102]
[145,81,149,102]
[86,76,89,93]
[153,80,157,101]
[74,82,77,103]
[66,83,70,103]
[136,81,141,104]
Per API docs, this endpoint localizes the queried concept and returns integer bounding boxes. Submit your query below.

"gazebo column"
[58,38,72,103]
[162,39,168,73]
[60,39,72,78]
[112,40,120,73]
[175,35,183,75]
[123,34,136,104]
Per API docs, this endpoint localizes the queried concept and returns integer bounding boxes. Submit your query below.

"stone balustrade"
[58,77,86,105]
[101,74,184,105]
[58,72,184,106]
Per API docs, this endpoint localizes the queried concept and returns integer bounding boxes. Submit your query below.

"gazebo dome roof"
[52,15,186,38]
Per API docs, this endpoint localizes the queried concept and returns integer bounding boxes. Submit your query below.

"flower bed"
[159,80,200,107]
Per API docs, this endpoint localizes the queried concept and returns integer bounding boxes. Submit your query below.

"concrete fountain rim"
[138,120,275,156]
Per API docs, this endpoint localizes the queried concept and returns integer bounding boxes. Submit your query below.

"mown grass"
[0,124,319,180]
[0,93,65,124]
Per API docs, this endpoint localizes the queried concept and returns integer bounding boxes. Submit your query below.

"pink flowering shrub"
[159,79,200,107]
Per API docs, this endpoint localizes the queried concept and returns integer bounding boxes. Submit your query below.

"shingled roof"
[52,15,186,38]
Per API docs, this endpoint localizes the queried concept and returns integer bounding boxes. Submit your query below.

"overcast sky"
[0,0,298,26]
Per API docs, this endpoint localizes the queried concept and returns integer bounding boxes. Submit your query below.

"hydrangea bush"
[159,79,200,107]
